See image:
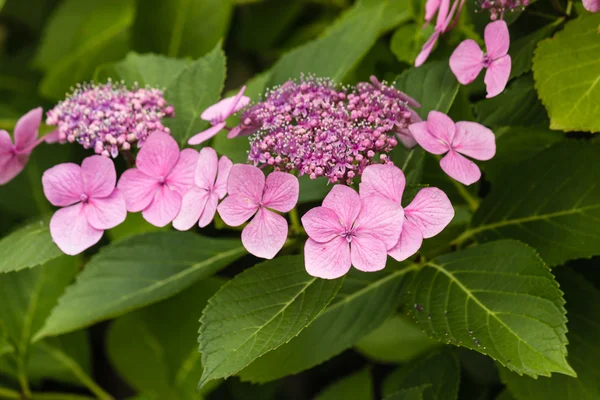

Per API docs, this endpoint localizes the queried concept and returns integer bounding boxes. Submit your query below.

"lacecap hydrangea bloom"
[46,81,174,158]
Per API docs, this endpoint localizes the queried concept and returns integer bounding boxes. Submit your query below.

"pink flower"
[359,164,454,261]
[301,185,404,279]
[450,20,511,98]
[217,165,299,259]
[0,107,50,185]
[409,111,495,186]
[188,86,250,145]
[583,0,600,12]
[118,132,198,227]
[173,147,232,230]
[416,0,465,67]
[42,156,126,255]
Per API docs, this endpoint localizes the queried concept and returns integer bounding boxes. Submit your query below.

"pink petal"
[227,125,259,139]
[435,0,451,30]
[142,185,183,227]
[42,163,84,207]
[425,0,441,22]
[262,171,299,213]
[453,121,496,161]
[226,86,251,115]
[227,164,265,204]
[440,150,481,186]
[241,208,288,259]
[172,187,209,231]
[304,237,351,280]
[81,155,117,198]
[187,122,227,146]
[200,86,249,122]
[408,122,448,155]
[43,129,60,144]
[449,39,484,85]
[0,155,27,185]
[0,130,13,154]
[405,187,454,238]
[214,155,233,199]
[484,55,511,98]
[301,206,343,243]
[415,31,440,67]
[50,203,103,256]
[359,164,406,204]
[118,168,159,212]
[167,148,199,194]
[84,188,127,230]
[396,129,418,149]
[322,185,362,229]
[583,0,600,12]
[217,192,258,226]
[354,195,404,250]
[387,219,424,262]
[199,193,219,228]
[195,147,218,190]
[351,235,388,272]
[136,132,180,178]
[14,107,42,153]
[484,20,510,59]
[427,111,456,145]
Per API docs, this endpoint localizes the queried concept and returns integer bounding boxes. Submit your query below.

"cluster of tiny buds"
[477,0,529,20]
[46,80,174,158]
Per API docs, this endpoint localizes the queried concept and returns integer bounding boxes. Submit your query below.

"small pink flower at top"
[217,165,299,259]
[359,164,454,261]
[416,0,465,67]
[118,132,198,227]
[409,111,495,186]
[301,185,404,279]
[0,107,55,185]
[42,156,126,255]
[187,86,250,146]
[583,0,600,12]
[450,20,511,98]
[173,147,232,230]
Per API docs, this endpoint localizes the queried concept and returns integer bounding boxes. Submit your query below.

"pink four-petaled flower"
[42,156,126,255]
[173,147,232,230]
[188,86,250,145]
[583,0,600,12]
[301,185,404,279]
[450,20,511,98]
[409,111,495,185]
[217,165,299,259]
[118,132,198,227]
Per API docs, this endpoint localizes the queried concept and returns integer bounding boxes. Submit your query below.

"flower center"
[80,193,89,203]
[158,175,166,184]
[340,228,356,243]
[482,53,491,67]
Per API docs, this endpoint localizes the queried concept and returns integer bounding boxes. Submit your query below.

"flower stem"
[289,207,302,235]
[122,150,135,168]
[448,175,480,213]
[0,386,20,399]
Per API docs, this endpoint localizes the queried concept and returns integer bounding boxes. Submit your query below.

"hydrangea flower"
[46,81,174,158]
[450,20,511,98]
[478,0,530,20]
[301,185,404,279]
[42,156,126,255]
[359,164,454,261]
[187,86,250,145]
[409,111,495,185]
[217,165,299,259]
[173,147,232,230]
[416,0,465,67]
[118,132,197,227]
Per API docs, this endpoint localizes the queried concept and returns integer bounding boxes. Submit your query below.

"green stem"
[289,207,302,235]
[451,228,476,248]
[17,359,32,399]
[448,175,480,213]
[565,0,573,16]
[0,387,20,399]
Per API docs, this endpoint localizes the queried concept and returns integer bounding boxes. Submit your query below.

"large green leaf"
[36,0,135,99]
[198,255,343,387]
[0,216,61,273]
[533,13,600,133]
[238,263,418,383]
[163,44,226,146]
[403,240,573,378]
[390,23,434,65]
[34,232,245,340]
[458,141,600,266]
[315,368,373,400]
[499,270,600,400]
[108,279,224,399]
[132,0,232,59]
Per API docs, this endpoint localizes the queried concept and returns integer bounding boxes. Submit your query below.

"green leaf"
[460,141,600,266]
[383,386,432,400]
[0,217,61,273]
[474,75,548,127]
[238,263,419,383]
[163,43,227,146]
[355,314,439,363]
[403,240,573,378]
[499,270,600,400]
[382,350,459,400]
[315,368,373,400]
[35,232,245,340]
[37,0,135,100]
[298,176,332,204]
[131,0,232,59]
[395,60,460,119]
[108,278,224,399]
[198,255,343,387]
[533,13,600,133]
[390,23,434,65]
[390,147,426,185]
[509,21,561,80]
[106,212,168,242]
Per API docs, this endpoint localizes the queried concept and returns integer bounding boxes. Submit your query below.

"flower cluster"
[477,0,529,20]
[46,81,174,158]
